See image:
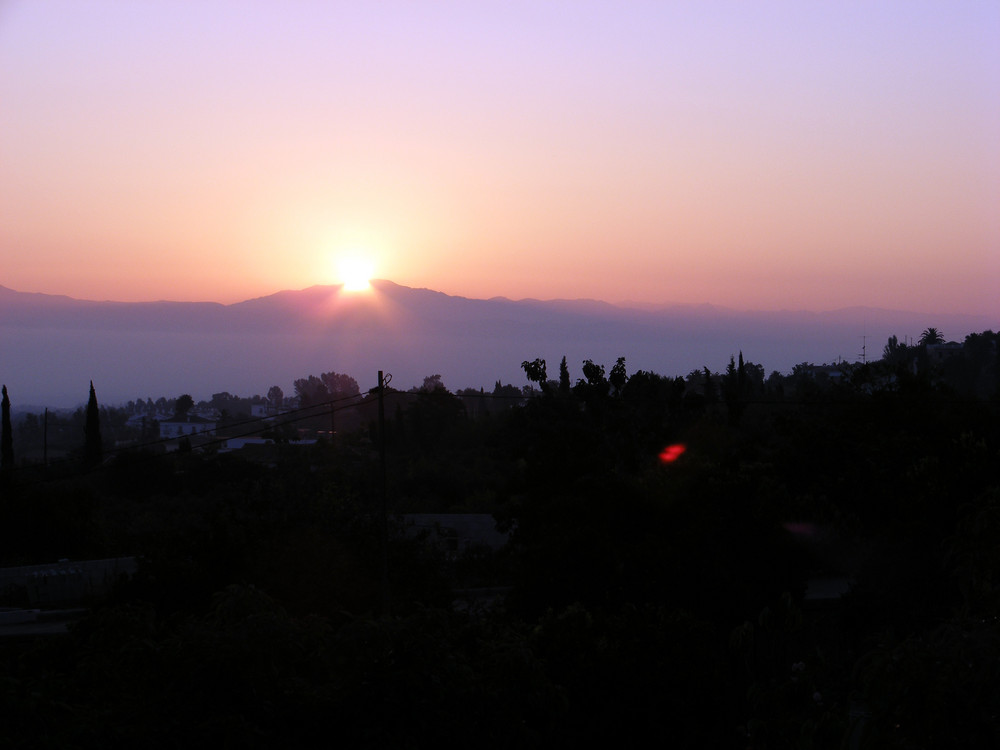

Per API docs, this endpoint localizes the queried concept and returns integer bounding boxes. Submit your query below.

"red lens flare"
[658,443,687,464]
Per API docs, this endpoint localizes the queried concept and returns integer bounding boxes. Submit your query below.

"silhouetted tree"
[521,359,548,393]
[321,371,360,399]
[267,385,284,408]
[294,375,328,406]
[954,331,1000,398]
[1,385,12,477]
[765,370,785,398]
[559,356,571,395]
[723,356,742,425]
[85,380,102,467]
[881,334,913,377]
[395,374,466,449]
[743,358,766,397]
[724,355,737,394]
[702,367,717,403]
[414,374,445,393]
[175,394,195,417]
[581,360,606,390]
[609,356,628,396]
[491,381,523,411]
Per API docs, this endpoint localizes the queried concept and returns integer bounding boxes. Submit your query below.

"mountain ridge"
[0,279,974,320]
[1,280,995,407]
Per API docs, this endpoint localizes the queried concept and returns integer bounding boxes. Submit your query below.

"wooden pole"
[378,371,391,615]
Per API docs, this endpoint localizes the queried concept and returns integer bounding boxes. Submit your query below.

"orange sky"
[1,2,998,315]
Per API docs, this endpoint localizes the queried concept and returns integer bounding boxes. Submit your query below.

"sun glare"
[339,257,374,292]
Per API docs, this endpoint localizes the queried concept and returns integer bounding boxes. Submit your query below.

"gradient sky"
[2,1,998,314]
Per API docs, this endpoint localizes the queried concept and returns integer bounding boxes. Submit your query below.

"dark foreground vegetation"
[1,332,999,748]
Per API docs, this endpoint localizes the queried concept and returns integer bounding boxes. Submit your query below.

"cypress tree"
[559,356,571,395]
[85,380,102,467]
[1,384,13,476]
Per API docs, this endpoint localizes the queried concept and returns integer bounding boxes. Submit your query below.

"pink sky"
[2,1,998,315]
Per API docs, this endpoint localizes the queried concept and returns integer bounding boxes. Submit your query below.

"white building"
[158,414,217,439]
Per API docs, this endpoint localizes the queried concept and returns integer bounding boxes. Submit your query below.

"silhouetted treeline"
[0,332,999,747]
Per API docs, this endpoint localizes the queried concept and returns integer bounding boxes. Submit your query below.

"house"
[402,514,509,555]
[0,557,137,607]
[807,364,848,383]
[158,414,217,439]
[925,342,963,366]
[218,437,317,453]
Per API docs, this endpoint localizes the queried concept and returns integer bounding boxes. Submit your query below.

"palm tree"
[919,327,944,346]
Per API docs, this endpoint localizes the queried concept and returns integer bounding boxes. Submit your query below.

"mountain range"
[1,280,994,408]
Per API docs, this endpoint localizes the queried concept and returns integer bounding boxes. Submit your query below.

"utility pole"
[377,370,390,616]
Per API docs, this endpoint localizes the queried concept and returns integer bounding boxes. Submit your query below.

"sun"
[338,256,375,292]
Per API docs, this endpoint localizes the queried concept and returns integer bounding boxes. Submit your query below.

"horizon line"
[3,279,995,320]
